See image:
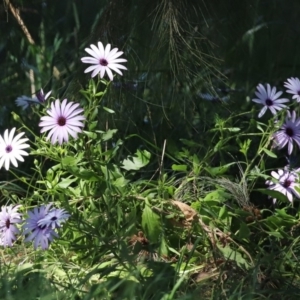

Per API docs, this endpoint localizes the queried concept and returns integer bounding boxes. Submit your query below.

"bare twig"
[5,0,35,45]
[159,139,167,178]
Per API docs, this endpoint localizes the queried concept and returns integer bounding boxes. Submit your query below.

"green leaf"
[78,169,100,181]
[57,177,77,189]
[205,162,236,176]
[203,190,230,202]
[142,202,161,243]
[256,123,264,133]
[255,188,288,202]
[237,222,250,241]
[218,205,228,219]
[88,121,98,131]
[262,148,277,158]
[224,127,240,132]
[83,131,98,139]
[179,139,203,148]
[238,138,251,156]
[113,176,129,187]
[61,156,82,166]
[91,107,99,120]
[265,231,283,238]
[101,129,118,141]
[121,150,151,171]
[274,208,296,220]
[159,236,169,256]
[171,164,187,171]
[0,181,26,193]
[218,245,250,269]
[103,106,115,113]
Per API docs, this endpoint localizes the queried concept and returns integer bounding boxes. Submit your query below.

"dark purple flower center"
[265,98,273,106]
[283,179,292,188]
[51,216,57,221]
[297,90,300,96]
[5,145,12,153]
[285,127,294,137]
[57,116,66,126]
[37,224,47,230]
[99,58,108,66]
[5,219,10,229]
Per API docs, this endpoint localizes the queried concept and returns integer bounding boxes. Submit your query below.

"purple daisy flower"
[266,168,300,203]
[39,99,85,145]
[23,205,58,250]
[81,42,127,80]
[15,89,51,110]
[273,111,300,155]
[15,96,39,110]
[35,89,52,103]
[0,205,22,247]
[252,83,289,118]
[38,208,70,230]
[284,77,300,102]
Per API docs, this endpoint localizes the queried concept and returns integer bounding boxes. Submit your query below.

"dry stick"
[6,0,36,95]
[5,0,35,45]
[159,139,167,178]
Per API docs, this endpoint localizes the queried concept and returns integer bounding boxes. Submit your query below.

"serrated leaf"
[101,129,118,141]
[57,177,77,189]
[121,150,151,171]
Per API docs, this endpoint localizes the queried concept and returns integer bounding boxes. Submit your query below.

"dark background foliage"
[1,0,300,181]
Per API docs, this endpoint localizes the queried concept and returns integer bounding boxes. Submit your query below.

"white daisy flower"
[0,128,30,170]
[81,41,127,80]
[284,77,300,102]
[39,99,85,145]
[252,83,289,118]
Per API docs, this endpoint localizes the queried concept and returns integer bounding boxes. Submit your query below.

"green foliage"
[2,0,300,299]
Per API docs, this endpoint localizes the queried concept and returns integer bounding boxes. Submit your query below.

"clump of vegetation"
[1,1,300,299]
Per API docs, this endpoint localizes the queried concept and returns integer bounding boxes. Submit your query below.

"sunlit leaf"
[205,162,236,176]
[142,201,161,243]
[171,164,187,171]
[121,150,151,171]
[262,148,277,158]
